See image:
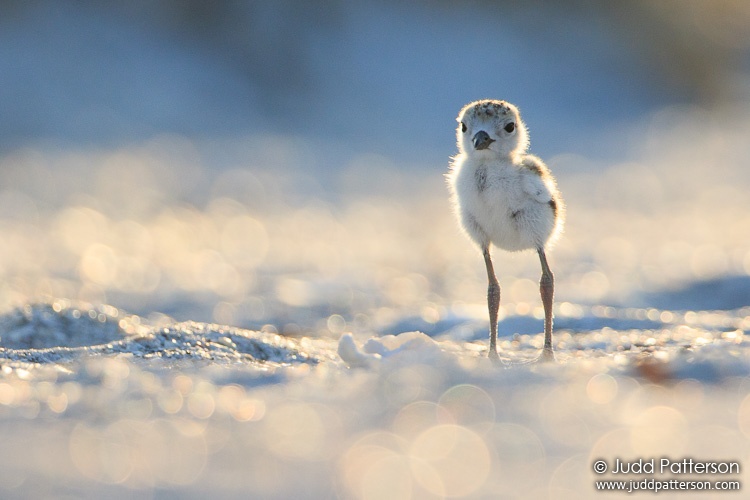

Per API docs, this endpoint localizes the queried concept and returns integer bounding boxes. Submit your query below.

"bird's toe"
[539,347,556,363]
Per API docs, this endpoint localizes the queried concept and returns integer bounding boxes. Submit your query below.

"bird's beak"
[473,131,494,150]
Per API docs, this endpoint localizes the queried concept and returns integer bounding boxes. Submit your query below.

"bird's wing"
[520,155,555,203]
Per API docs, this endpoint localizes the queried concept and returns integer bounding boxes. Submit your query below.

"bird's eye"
[504,122,515,133]
[461,122,467,133]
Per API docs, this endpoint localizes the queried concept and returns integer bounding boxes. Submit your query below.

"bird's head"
[456,99,529,159]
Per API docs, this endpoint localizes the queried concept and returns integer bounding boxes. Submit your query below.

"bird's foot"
[488,347,501,363]
[539,346,556,363]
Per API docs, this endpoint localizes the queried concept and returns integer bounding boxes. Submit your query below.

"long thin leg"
[483,246,500,360]
[537,247,555,359]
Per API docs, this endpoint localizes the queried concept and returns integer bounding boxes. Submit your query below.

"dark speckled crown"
[471,100,511,118]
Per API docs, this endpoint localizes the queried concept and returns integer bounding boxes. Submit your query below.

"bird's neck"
[473,151,517,166]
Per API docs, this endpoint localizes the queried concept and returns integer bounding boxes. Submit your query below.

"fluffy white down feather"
[446,99,564,252]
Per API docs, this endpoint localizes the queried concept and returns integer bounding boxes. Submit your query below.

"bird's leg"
[537,247,555,360]
[483,246,500,360]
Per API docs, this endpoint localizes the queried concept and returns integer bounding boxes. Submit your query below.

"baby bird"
[446,100,564,360]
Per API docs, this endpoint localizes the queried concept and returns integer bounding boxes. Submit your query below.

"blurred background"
[1,0,750,336]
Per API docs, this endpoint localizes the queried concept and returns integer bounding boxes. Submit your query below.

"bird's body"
[450,153,562,252]
[446,99,564,360]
